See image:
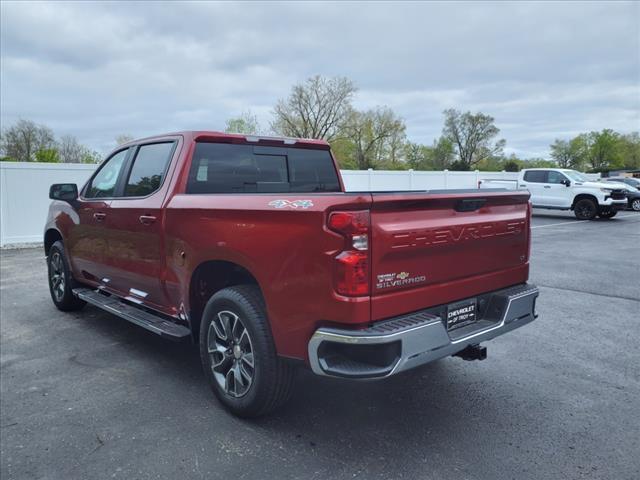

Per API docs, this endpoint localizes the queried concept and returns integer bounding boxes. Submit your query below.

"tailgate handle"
[455,198,487,212]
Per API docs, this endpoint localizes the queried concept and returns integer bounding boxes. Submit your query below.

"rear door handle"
[139,215,157,225]
[544,185,551,189]
[93,212,106,221]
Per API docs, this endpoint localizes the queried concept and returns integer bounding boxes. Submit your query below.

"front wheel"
[598,208,617,219]
[47,241,86,311]
[574,198,598,220]
[199,285,295,417]
[631,199,640,212]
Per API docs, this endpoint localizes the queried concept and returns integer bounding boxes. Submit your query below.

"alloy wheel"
[576,202,595,219]
[49,252,66,302]
[207,310,254,397]
[632,199,640,211]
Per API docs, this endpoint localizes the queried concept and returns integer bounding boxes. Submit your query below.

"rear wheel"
[574,198,598,220]
[47,241,86,311]
[631,199,640,211]
[598,208,617,219]
[199,285,295,417]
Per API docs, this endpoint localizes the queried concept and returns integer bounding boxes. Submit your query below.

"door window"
[547,171,567,184]
[85,149,129,198]
[124,142,175,197]
[523,171,546,183]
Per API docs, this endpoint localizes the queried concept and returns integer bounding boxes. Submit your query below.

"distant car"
[479,168,628,219]
[603,178,640,211]
[605,177,640,189]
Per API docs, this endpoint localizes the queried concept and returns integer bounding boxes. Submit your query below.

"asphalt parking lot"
[1,211,639,480]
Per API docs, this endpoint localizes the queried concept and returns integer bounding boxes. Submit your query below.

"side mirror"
[561,179,571,187]
[49,183,78,202]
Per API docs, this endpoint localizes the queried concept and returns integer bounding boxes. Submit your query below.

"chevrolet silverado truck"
[45,131,539,417]
[481,168,628,220]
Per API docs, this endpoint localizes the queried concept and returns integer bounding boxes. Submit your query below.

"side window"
[288,148,341,191]
[124,142,175,197]
[523,171,546,183]
[547,171,567,184]
[85,149,129,198]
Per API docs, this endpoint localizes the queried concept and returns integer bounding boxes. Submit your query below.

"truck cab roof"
[118,131,330,149]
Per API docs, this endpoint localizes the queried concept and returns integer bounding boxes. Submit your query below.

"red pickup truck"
[45,131,539,417]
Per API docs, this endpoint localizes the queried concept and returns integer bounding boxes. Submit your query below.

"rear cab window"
[523,171,547,183]
[186,143,340,194]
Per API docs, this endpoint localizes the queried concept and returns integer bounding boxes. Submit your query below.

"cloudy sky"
[1,1,638,158]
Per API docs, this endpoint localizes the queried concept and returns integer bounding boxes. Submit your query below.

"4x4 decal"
[268,199,314,209]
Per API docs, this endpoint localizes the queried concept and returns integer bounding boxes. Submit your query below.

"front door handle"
[93,212,106,221]
[139,215,157,225]
[544,185,551,189]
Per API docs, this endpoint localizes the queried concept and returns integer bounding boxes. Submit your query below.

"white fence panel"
[0,163,601,247]
[0,162,95,246]
[340,169,521,191]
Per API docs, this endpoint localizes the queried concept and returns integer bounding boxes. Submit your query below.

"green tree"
[0,119,56,161]
[225,111,261,135]
[272,75,356,141]
[526,158,557,168]
[619,132,640,169]
[342,107,406,169]
[449,160,470,171]
[80,149,102,164]
[431,136,455,170]
[404,142,432,170]
[549,139,572,168]
[503,160,520,172]
[585,129,623,171]
[35,148,60,163]
[442,109,506,168]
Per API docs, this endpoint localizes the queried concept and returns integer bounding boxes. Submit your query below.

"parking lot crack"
[537,284,640,302]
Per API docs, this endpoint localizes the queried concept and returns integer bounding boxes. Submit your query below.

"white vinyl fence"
[1,162,97,246]
[0,162,599,247]
[340,169,518,191]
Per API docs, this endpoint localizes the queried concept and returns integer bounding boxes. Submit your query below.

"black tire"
[47,241,86,311]
[199,285,295,417]
[631,198,640,212]
[574,198,598,220]
[598,208,617,219]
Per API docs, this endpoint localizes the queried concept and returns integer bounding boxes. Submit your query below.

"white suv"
[518,169,628,220]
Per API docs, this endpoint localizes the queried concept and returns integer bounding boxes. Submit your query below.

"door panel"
[68,148,130,284]
[67,200,111,283]
[104,141,177,312]
[105,200,166,308]
[520,171,547,206]
[545,171,573,207]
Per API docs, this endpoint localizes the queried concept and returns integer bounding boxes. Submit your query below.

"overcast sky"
[1,1,639,158]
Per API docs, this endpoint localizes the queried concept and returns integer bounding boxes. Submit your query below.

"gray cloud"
[1,0,638,158]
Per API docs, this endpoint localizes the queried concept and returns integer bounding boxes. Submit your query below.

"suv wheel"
[47,241,86,311]
[598,208,617,219]
[574,198,598,220]
[199,285,295,417]
[632,199,640,211]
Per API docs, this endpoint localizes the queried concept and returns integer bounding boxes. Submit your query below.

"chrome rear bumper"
[308,283,539,379]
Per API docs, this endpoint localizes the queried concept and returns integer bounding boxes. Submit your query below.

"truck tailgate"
[369,190,531,321]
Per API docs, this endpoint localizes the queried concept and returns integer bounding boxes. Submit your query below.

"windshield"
[563,170,589,182]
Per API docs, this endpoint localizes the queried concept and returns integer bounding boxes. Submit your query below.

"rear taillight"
[328,210,370,296]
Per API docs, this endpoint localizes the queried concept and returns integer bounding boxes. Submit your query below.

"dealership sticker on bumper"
[447,298,477,330]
